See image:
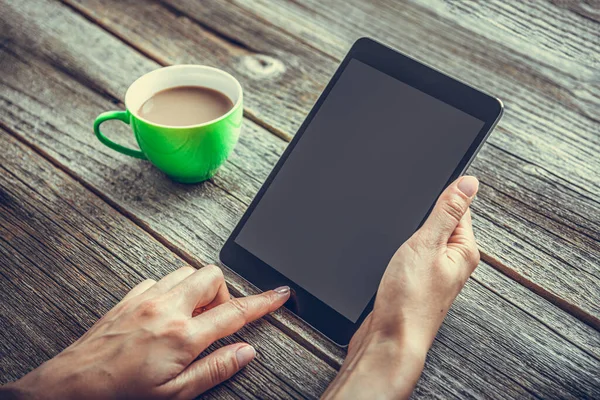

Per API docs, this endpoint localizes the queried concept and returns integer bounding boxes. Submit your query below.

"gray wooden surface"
[1,0,599,398]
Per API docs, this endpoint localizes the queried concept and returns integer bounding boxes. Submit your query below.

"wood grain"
[58,0,600,326]
[1,127,599,398]
[0,130,341,399]
[1,0,600,398]
[0,0,346,366]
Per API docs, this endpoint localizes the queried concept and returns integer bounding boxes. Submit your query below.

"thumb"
[167,343,256,399]
[419,176,479,245]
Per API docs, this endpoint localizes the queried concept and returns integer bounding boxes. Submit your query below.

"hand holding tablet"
[322,176,481,399]
[221,38,503,345]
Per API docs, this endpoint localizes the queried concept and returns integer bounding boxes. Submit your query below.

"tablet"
[220,37,503,346]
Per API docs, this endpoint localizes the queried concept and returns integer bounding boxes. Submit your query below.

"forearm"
[322,338,426,400]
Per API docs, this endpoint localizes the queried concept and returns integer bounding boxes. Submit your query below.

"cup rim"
[125,65,243,129]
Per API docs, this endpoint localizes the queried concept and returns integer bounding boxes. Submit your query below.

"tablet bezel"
[220,37,503,346]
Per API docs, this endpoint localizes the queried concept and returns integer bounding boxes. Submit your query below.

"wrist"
[362,332,427,385]
[324,332,427,400]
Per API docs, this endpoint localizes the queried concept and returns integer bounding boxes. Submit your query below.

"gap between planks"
[59,0,295,143]
[5,115,598,368]
[2,116,575,397]
[202,0,342,64]
[0,119,342,369]
[4,3,600,396]
[59,0,600,333]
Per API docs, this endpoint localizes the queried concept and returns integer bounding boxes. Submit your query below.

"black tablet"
[220,37,503,346]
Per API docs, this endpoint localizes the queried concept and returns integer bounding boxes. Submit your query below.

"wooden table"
[1,1,598,398]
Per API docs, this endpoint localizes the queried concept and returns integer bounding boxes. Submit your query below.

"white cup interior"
[125,65,242,126]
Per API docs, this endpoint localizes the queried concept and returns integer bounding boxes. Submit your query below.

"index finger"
[191,286,290,347]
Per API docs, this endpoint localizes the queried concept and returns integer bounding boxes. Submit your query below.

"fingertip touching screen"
[235,59,484,323]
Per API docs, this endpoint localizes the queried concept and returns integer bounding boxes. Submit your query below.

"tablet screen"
[235,59,484,322]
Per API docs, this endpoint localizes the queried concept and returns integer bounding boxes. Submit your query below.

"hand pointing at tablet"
[2,176,479,399]
[2,265,290,399]
[322,176,480,400]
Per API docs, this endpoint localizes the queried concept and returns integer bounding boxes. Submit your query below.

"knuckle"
[205,265,224,280]
[455,244,480,269]
[114,301,130,314]
[455,246,472,263]
[162,319,191,343]
[230,298,250,318]
[208,356,230,384]
[442,196,467,224]
[135,300,161,319]
[265,292,280,308]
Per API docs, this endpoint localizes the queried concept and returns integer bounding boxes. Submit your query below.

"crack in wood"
[244,109,293,142]
[0,268,66,359]
[158,0,258,55]
[487,139,599,203]
[222,0,339,63]
[2,7,596,396]
[0,227,106,326]
[0,119,345,369]
[0,163,149,282]
[39,0,600,334]
[479,182,600,275]
[0,132,329,397]
[431,319,546,400]
[479,250,600,331]
[469,275,600,362]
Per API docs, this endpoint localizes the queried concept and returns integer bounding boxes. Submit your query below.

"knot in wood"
[239,54,285,79]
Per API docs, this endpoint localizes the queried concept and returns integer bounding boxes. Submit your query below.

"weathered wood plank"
[2,127,599,398]
[549,0,600,24]
[59,0,600,325]
[0,1,346,366]
[0,129,518,399]
[3,29,596,368]
[5,0,600,357]
[0,132,339,399]
[1,1,600,398]
[152,0,600,188]
[421,0,599,66]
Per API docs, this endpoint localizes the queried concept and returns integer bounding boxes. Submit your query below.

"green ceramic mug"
[93,65,243,183]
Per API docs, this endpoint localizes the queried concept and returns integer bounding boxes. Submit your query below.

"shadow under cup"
[93,65,243,183]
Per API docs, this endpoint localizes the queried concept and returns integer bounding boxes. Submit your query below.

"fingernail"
[458,176,479,198]
[236,345,256,368]
[274,286,290,295]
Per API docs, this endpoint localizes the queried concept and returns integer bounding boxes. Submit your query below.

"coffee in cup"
[93,65,243,183]
[137,86,234,127]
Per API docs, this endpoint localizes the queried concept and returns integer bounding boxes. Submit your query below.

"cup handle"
[93,111,147,159]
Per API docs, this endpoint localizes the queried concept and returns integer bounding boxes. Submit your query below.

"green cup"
[93,65,243,183]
